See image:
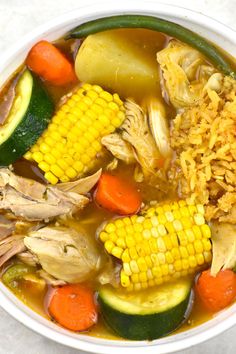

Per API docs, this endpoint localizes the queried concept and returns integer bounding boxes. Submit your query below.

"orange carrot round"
[49,284,97,331]
[95,173,141,215]
[26,40,77,86]
[196,269,236,312]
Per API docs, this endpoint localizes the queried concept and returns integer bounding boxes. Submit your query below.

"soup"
[0,15,236,341]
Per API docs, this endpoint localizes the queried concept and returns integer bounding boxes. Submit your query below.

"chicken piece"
[157,40,215,108]
[0,168,90,221]
[101,133,136,164]
[24,227,103,283]
[211,222,236,276]
[122,100,164,179]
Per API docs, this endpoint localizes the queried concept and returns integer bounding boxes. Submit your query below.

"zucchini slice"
[98,279,192,340]
[0,70,54,165]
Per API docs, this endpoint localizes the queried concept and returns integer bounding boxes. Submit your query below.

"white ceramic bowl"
[0,1,236,353]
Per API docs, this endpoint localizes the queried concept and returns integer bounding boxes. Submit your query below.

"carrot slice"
[49,284,97,331]
[26,40,77,86]
[95,173,141,215]
[196,269,236,312]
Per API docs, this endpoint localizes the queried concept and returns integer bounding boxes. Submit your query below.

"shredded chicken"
[0,169,89,221]
[123,100,162,176]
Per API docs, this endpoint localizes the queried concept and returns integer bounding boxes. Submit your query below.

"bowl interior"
[0,1,236,353]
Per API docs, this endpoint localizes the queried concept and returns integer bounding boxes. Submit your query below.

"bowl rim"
[0,1,236,353]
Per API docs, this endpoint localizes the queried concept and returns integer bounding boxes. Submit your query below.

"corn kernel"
[65,167,77,179]
[139,271,148,283]
[32,151,43,163]
[100,232,108,242]
[120,270,130,287]
[179,246,188,258]
[196,253,205,265]
[165,211,174,222]
[157,224,167,236]
[189,255,197,268]
[129,247,138,259]
[44,172,58,184]
[177,230,188,245]
[194,213,205,226]
[173,220,183,232]
[201,224,211,238]
[172,248,181,260]
[170,233,179,247]
[157,253,166,264]
[202,238,212,251]
[204,251,212,262]
[137,257,148,272]
[125,236,136,248]
[122,249,130,263]
[150,215,159,226]
[185,229,195,242]
[155,278,163,285]
[104,240,114,253]
[116,238,126,249]
[130,273,139,283]
[105,224,115,234]
[130,260,139,273]
[187,243,195,255]
[152,266,162,278]
[194,240,204,253]
[174,260,182,271]
[157,237,166,252]
[193,225,202,239]
[161,264,169,275]
[38,161,50,172]
[166,251,174,264]
[165,222,175,234]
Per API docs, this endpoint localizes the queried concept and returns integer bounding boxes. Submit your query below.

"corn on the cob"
[99,200,212,291]
[25,83,125,184]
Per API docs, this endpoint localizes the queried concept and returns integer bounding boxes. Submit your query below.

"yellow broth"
[0,27,235,341]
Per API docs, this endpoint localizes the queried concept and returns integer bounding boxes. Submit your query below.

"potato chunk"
[75,29,164,101]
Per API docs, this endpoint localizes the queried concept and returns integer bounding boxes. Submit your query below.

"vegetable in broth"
[0,16,236,341]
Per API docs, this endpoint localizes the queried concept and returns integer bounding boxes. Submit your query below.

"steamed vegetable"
[210,222,236,276]
[26,40,77,86]
[196,269,236,312]
[49,284,98,331]
[2,264,36,289]
[0,70,54,166]
[157,40,215,108]
[95,173,141,215]
[24,227,103,283]
[99,200,212,291]
[68,15,236,79]
[74,30,161,100]
[25,83,125,184]
[99,279,192,340]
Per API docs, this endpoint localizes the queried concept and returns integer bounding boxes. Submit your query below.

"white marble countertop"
[0,0,235,353]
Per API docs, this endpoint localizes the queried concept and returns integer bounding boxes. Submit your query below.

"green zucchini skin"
[0,72,54,166]
[98,290,191,340]
[67,15,236,79]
